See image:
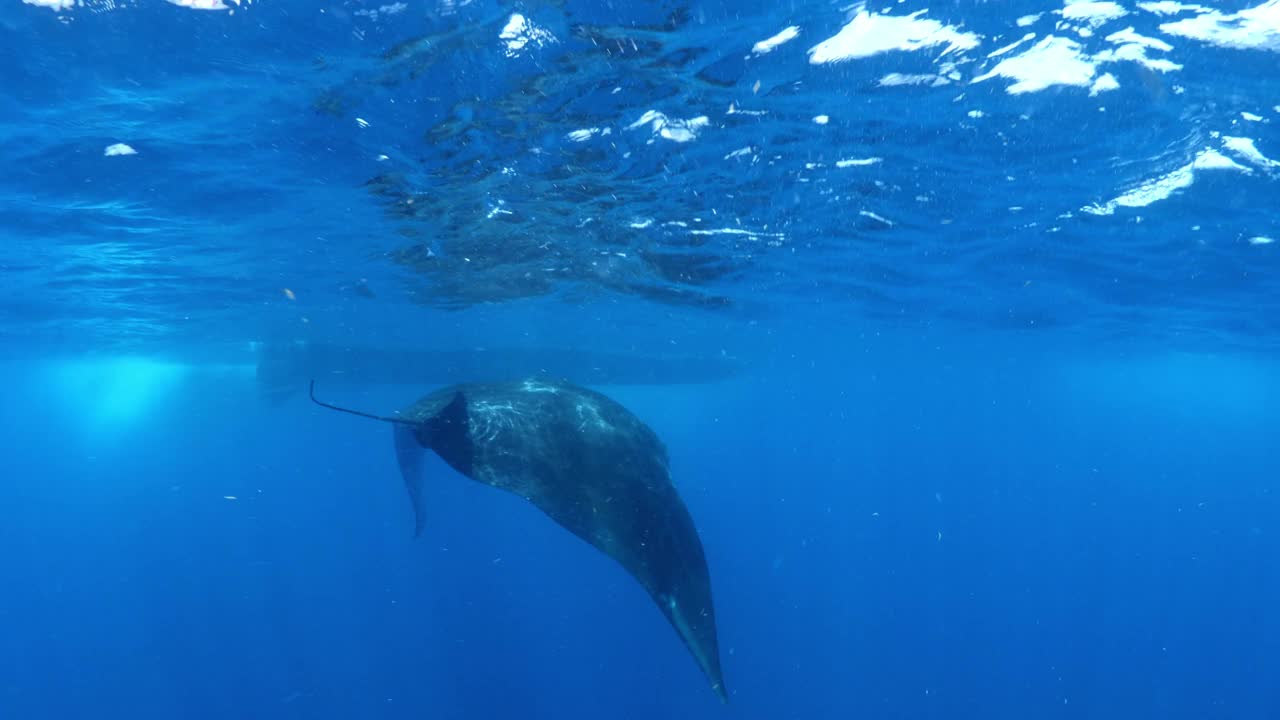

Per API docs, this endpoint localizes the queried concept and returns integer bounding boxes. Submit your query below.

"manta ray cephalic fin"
[394,423,428,537]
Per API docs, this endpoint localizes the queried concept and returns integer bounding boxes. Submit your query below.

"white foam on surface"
[1060,1,1129,28]
[1082,148,1250,215]
[1156,1,1280,51]
[1192,148,1251,171]
[499,13,556,57]
[1241,112,1264,121]
[354,3,407,20]
[879,73,950,87]
[859,210,894,226]
[754,26,800,54]
[1247,236,1275,245]
[1017,14,1043,26]
[167,0,235,9]
[813,115,830,125]
[627,111,710,143]
[808,9,980,64]
[26,0,244,8]
[1093,39,1183,72]
[688,227,785,239]
[1222,136,1280,168]
[1138,1,1208,14]
[1090,72,1120,94]
[1106,26,1174,51]
[971,35,1097,94]
[566,127,611,142]
[988,33,1038,58]
[104,143,137,157]
[835,157,883,167]
[973,18,1183,95]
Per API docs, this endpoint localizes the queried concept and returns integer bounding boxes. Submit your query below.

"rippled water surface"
[4,0,1278,354]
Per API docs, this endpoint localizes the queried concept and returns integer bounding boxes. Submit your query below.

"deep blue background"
[3,0,1279,718]
[3,326,1278,719]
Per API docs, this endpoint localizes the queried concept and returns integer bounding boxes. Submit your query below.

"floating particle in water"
[282,288,296,300]
[352,279,376,299]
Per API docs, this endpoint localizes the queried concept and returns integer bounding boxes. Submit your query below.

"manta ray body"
[312,378,727,701]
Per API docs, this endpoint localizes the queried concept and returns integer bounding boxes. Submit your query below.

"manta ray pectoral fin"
[394,423,428,537]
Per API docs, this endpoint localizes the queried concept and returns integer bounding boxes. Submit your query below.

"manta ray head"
[412,390,473,476]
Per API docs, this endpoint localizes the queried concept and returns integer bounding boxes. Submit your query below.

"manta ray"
[311,378,728,702]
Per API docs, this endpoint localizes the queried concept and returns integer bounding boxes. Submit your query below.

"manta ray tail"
[308,381,418,426]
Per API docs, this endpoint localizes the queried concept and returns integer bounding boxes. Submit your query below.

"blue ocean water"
[2,0,1279,717]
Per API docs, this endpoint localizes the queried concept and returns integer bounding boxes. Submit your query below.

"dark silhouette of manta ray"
[311,378,728,702]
